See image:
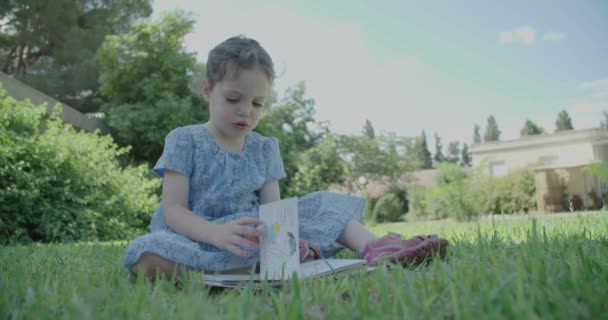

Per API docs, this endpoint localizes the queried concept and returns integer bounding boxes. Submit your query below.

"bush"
[406,186,428,219]
[0,88,159,244]
[406,164,537,221]
[371,192,404,223]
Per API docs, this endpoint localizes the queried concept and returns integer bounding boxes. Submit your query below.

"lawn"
[2,211,607,319]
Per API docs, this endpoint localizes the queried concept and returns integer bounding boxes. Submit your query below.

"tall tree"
[446,141,460,164]
[484,115,501,142]
[601,111,608,129]
[555,110,574,132]
[433,133,446,164]
[338,132,419,192]
[473,123,482,143]
[520,119,545,136]
[415,130,433,169]
[460,143,472,167]
[97,12,207,163]
[288,134,347,196]
[0,0,153,113]
[363,119,375,139]
[256,81,324,195]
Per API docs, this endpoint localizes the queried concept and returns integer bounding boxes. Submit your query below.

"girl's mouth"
[233,122,249,129]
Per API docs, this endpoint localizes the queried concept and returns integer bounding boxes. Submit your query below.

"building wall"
[472,129,608,212]
[473,140,596,175]
[0,72,104,132]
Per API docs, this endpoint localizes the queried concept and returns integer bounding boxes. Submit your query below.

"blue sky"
[153,0,608,147]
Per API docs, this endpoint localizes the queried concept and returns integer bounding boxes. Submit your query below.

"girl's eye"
[226,98,239,103]
[253,102,263,108]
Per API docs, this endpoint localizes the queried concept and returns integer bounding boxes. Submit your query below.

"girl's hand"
[211,217,265,257]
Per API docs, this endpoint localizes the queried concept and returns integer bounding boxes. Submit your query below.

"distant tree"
[433,133,446,165]
[363,119,375,139]
[460,143,472,167]
[415,130,433,169]
[446,141,460,164]
[601,111,608,129]
[0,0,153,113]
[520,119,545,136]
[484,115,501,142]
[473,123,482,143]
[555,110,574,132]
[256,82,323,196]
[288,134,347,196]
[338,132,419,191]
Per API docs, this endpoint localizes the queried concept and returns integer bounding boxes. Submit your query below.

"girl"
[124,35,448,279]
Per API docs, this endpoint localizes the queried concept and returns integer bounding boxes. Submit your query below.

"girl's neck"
[203,122,246,153]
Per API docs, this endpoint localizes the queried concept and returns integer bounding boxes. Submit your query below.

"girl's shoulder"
[247,131,280,151]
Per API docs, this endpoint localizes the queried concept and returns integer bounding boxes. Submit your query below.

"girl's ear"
[202,80,212,102]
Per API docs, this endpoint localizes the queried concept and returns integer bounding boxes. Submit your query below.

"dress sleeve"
[263,137,287,182]
[153,127,194,178]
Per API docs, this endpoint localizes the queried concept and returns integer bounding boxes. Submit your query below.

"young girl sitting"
[124,35,448,279]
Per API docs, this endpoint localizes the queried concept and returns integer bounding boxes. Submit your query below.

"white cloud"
[579,79,608,90]
[542,32,565,41]
[499,26,536,45]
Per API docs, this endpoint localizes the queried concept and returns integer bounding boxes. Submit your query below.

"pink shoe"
[299,240,323,263]
[360,233,448,266]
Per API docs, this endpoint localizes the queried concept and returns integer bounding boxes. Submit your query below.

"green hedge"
[407,163,536,221]
[0,88,159,244]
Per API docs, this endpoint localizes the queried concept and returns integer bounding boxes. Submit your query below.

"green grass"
[2,212,608,319]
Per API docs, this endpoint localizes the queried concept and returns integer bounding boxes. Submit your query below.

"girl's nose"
[236,103,250,115]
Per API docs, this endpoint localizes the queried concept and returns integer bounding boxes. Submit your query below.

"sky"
[152,0,608,148]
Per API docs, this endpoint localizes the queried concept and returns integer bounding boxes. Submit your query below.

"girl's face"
[203,67,271,144]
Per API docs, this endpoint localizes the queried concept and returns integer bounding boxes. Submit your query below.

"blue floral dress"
[123,124,365,271]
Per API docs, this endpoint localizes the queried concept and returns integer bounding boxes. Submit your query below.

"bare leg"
[130,252,196,280]
[130,252,257,280]
[337,218,378,254]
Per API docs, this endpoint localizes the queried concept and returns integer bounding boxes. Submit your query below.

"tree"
[97,12,207,163]
[0,0,153,113]
[255,81,323,196]
[446,141,460,164]
[520,119,544,136]
[433,133,446,164]
[363,119,375,139]
[555,110,574,132]
[460,143,472,167]
[601,111,608,129]
[473,123,482,143]
[338,132,419,192]
[288,134,347,196]
[484,115,501,142]
[415,130,433,169]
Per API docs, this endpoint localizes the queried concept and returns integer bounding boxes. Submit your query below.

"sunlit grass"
[2,212,607,319]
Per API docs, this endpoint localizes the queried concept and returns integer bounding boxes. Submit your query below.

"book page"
[259,197,300,280]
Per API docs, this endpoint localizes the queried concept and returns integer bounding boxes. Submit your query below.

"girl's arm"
[162,170,263,256]
[162,170,217,244]
[258,180,281,204]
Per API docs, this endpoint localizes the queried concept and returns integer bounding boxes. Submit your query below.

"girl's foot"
[299,240,323,263]
[360,233,448,266]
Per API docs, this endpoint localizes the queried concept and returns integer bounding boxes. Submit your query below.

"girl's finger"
[237,225,264,238]
[233,234,259,249]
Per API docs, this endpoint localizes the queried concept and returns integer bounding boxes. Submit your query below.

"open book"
[202,258,370,288]
[201,198,371,288]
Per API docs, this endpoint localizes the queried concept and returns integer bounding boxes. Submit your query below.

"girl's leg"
[130,252,196,280]
[337,218,378,254]
[130,252,256,280]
